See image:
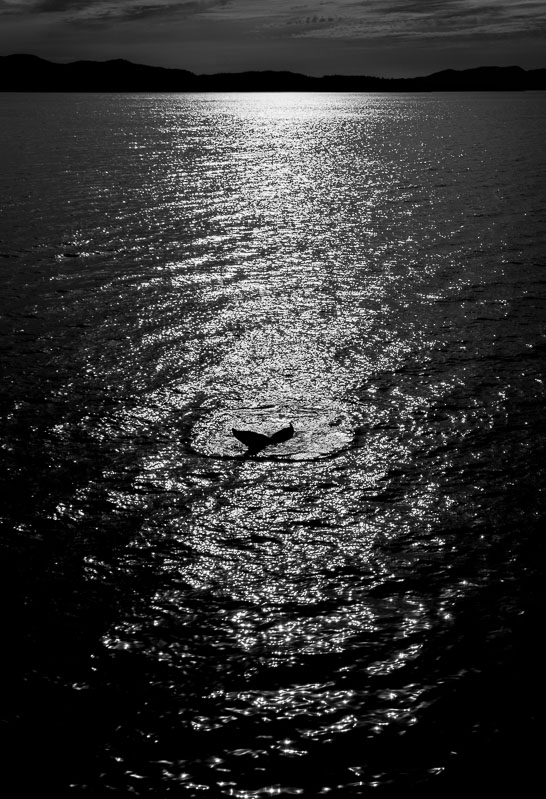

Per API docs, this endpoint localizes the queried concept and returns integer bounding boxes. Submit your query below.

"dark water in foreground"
[1,92,545,796]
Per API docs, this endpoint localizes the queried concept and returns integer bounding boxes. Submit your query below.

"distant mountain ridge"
[1,54,545,92]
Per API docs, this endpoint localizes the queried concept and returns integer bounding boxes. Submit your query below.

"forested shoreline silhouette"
[2,54,545,91]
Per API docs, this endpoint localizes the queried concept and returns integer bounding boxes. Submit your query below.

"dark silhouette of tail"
[232,422,294,456]
[268,422,294,445]
[232,428,271,455]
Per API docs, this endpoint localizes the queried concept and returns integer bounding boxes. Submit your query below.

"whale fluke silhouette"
[232,422,294,455]
[231,428,271,451]
[268,422,294,445]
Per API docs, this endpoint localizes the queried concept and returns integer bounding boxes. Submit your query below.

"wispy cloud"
[0,0,36,11]
[1,0,232,22]
[2,0,545,37]
[271,1,546,40]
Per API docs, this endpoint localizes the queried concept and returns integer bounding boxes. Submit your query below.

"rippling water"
[1,92,545,796]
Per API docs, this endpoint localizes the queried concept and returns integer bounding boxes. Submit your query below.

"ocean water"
[1,91,545,796]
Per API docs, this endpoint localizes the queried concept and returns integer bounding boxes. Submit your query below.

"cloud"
[0,0,36,11]
[1,0,232,22]
[2,0,545,37]
[275,0,546,40]
[177,0,546,41]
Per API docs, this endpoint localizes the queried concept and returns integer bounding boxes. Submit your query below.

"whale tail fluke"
[268,422,294,446]
[232,427,271,455]
[232,422,294,455]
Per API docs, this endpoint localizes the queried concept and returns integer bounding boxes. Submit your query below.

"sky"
[1,0,545,77]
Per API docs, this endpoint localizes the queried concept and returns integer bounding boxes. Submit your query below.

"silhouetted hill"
[0,54,197,91]
[1,54,545,92]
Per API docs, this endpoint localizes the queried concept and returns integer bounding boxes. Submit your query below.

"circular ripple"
[191,403,355,461]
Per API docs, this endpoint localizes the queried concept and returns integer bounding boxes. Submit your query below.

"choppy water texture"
[1,92,545,796]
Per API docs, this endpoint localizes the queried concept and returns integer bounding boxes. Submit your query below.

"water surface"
[1,91,545,796]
